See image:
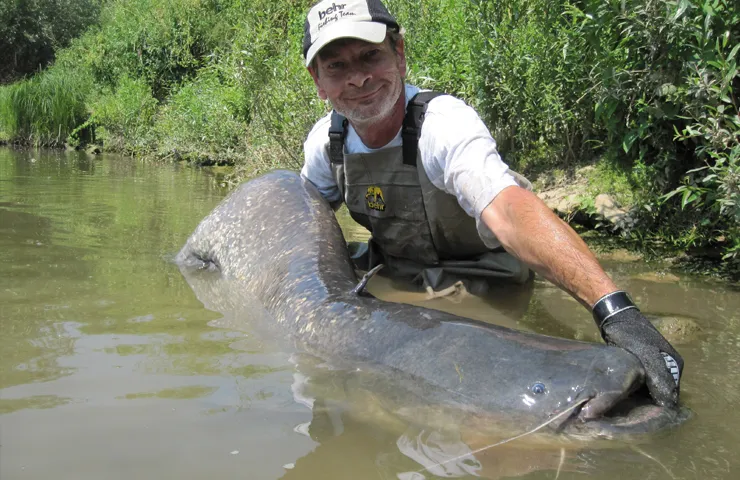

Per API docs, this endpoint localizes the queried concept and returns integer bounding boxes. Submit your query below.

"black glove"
[592,291,684,408]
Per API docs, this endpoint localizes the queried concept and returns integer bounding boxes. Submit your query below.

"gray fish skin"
[176,170,688,440]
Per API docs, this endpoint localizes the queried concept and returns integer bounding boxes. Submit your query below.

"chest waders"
[328,92,531,294]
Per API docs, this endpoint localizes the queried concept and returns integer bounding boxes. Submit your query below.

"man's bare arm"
[481,185,617,309]
[482,185,684,406]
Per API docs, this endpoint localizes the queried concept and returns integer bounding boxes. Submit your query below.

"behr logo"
[318,3,347,20]
[366,186,386,212]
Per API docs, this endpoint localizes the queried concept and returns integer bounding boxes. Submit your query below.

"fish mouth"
[559,386,692,439]
[576,390,632,421]
[548,354,691,439]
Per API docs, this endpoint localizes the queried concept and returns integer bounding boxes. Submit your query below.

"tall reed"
[0,67,91,146]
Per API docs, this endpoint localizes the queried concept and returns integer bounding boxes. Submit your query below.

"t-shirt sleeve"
[418,95,531,248]
[301,115,343,204]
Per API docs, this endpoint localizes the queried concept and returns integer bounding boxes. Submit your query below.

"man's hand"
[598,307,684,407]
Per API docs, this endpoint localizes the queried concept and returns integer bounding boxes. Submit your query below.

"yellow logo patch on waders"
[365,186,386,212]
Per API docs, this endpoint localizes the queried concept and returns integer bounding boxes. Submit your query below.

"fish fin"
[351,264,384,296]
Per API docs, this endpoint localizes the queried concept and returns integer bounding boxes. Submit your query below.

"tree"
[0,0,103,83]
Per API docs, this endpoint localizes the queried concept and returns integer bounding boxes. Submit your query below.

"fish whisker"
[555,447,566,480]
[630,445,677,480]
[413,397,591,475]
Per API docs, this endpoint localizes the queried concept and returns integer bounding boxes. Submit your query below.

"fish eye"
[531,382,546,395]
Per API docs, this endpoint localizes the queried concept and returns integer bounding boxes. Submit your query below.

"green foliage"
[471,0,739,262]
[0,89,15,142]
[0,0,103,83]
[0,66,92,146]
[154,72,247,163]
[386,0,478,100]
[565,0,697,185]
[472,0,592,173]
[663,0,740,260]
[1,0,738,265]
[89,76,158,153]
[71,0,227,99]
[585,160,638,207]
[570,0,739,261]
[224,0,325,175]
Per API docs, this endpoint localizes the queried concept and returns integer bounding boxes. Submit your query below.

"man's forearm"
[481,186,617,309]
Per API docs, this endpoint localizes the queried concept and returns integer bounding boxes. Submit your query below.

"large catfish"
[176,170,689,442]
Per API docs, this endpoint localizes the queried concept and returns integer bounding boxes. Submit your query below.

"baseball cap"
[303,0,400,67]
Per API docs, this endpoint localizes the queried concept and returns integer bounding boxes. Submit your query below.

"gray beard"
[332,79,403,127]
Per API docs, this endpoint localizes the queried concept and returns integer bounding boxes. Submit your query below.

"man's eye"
[327,61,345,70]
[364,49,380,60]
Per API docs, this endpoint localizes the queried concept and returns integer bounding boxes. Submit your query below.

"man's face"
[308,36,406,125]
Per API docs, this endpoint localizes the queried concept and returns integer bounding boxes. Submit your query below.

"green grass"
[0,66,91,146]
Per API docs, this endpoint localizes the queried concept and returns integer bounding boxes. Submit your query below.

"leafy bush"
[153,72,247,164]
[662,1,739,261]
[66,0,230,99]
[563,0,739,260]
[472,0,592,173]
[386,0,478,100]
[89,76,158,153]
[224,0,324,175]
[469,0,738,262]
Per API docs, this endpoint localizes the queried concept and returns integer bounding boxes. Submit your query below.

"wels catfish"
[176,170,689,442]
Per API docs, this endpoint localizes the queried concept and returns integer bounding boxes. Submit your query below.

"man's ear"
[395,37,407,78]
[307,66,327,100]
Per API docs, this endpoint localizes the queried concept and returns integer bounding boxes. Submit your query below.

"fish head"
[463,341,688,442]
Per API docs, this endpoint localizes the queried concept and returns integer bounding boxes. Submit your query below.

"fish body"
[177,171,689,440]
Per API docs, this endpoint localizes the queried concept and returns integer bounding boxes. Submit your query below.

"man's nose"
[346,66,371,87]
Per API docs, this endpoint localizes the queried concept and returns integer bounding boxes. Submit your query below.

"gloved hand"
[592,292,684,408]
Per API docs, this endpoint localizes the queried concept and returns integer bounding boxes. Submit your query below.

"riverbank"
[1,0,738,266]
[534,165,739,282]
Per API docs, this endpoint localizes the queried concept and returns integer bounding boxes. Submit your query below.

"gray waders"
[329,92,532,296]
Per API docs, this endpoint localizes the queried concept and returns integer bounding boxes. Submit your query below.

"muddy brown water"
[1,149,739,479]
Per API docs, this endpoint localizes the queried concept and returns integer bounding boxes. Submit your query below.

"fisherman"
[300,0,684,407]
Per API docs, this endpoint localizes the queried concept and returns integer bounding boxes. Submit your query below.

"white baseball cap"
[302,0,401,67]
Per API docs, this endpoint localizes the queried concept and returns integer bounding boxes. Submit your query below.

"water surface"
[1,149,738,479]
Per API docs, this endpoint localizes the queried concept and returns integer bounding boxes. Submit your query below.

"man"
[300,0,683,407]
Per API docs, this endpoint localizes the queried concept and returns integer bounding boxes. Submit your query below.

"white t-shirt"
[301,84,526,248]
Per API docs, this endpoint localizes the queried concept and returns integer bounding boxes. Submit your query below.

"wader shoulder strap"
[329,111,348,165]
[402,91,447,166]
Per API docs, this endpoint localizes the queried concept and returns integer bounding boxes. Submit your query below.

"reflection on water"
[1,149,739,479]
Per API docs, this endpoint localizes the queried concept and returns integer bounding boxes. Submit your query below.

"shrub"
[471,0,593,173]
[153,72,248,164]
[568,0,739,260]
[386,0,478,100]
[225,0,324,175]
[89,76,158,153]
[70,0,226,99]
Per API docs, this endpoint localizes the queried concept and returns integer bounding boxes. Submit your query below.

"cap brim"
[305,21,388,67]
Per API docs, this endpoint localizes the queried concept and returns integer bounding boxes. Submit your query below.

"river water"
[1,148,738,480]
